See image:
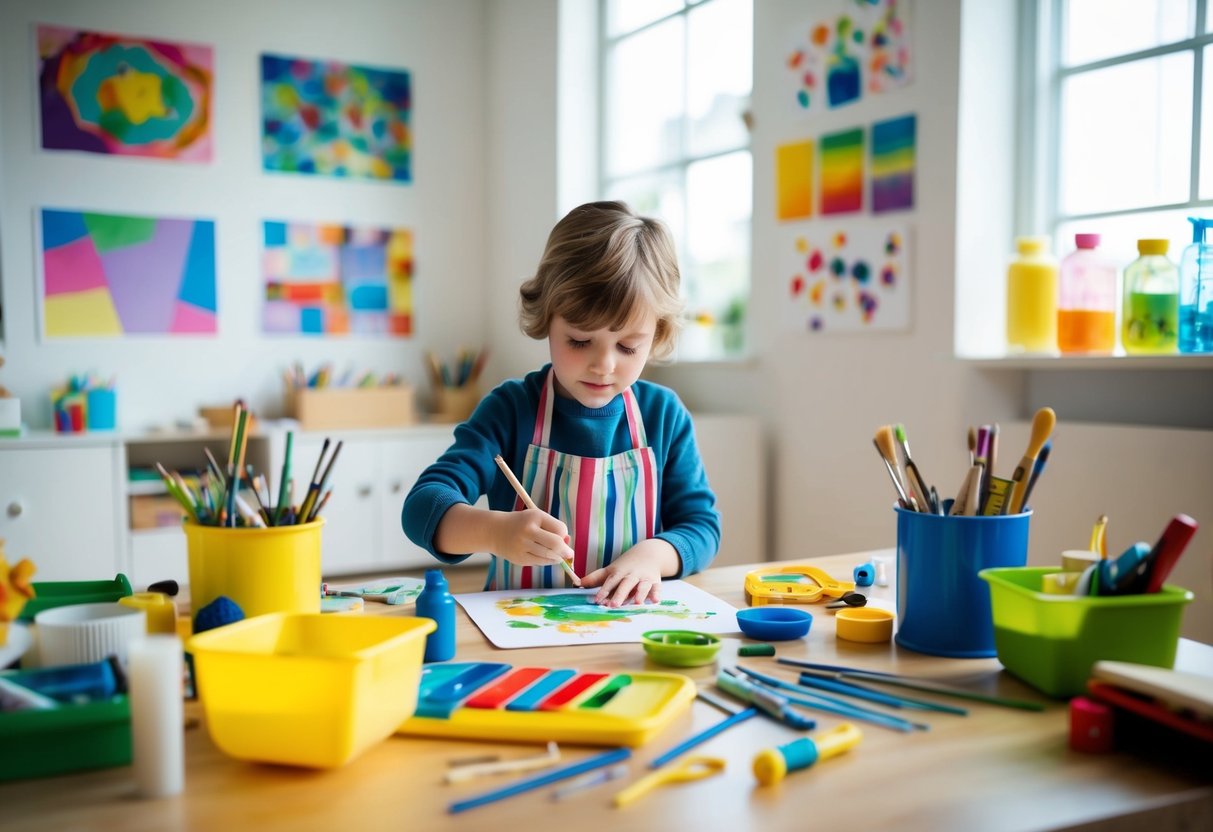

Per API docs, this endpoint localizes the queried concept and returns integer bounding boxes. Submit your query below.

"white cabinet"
[291,426,455,577]
[0,437,123,581]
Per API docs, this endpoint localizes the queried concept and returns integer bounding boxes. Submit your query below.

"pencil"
[493,454,581,587]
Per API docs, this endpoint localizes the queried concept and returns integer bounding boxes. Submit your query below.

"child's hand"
[492,508,575,570]
[581,542,670,607]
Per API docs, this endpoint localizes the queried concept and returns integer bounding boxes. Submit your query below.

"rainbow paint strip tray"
[398,662,696,747]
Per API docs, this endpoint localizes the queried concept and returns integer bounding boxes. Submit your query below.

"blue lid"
[1189,216,1213,244]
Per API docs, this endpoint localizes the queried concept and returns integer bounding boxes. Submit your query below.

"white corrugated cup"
[35,602,147,667]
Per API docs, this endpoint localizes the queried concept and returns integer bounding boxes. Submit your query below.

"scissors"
[612,755,726,808]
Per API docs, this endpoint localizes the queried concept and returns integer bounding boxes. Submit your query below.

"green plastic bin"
[0,694,132,781]
[17,574,133,622]
[979,566,1192,698]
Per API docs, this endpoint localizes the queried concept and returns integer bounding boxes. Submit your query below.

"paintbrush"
[893,424,932,513]
[494,454,582,586]
[1007,407,1056,514]
[872,437,912,508]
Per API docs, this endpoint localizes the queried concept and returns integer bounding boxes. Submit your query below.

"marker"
[752,723,862,786]
[1141,514,1199,593]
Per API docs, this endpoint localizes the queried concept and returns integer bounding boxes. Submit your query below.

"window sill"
[957,353,1213,370]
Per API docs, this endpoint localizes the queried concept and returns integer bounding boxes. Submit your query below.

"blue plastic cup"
[895,505,1031,658]
[86,388,117,431]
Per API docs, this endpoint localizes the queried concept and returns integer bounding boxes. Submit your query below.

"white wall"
[0,0,488,431]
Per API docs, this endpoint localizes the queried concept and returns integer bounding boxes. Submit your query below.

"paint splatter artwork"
[784,0,913,116]
[262,220,413,336]
[783,224,910,333]
[261,53,411,182]
[455,582,740,649]
[37,25,213,161]
[40,208,216,338]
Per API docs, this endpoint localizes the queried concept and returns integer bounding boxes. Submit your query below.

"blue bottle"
[1178,216,1213,354]
[415,569,455,662]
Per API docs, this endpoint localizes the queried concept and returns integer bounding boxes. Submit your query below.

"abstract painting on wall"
[871,113,916,213]
[37,25,213,161]
[455,582,739,649]
[40,208,217,338]
[262,220,413,336]
[783,223,910,333]
[785,0,912,116]
[776,139,814,221]
[820,127,864,215]
[261,53,411,182]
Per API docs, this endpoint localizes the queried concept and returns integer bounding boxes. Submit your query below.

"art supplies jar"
[1006,236,1058,354]
[415,569,456,662]
[1178,217,1213,354]
[1057,234,1117,355]
[433,383,480,424]
[184,520,323,620]
[1122,239,1179,354]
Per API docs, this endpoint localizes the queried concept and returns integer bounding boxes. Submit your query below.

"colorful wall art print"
[785,0,912,115]
[455,582,739,649]
[820,127,864,215]
[776,139,815,221]
[40,208,217,338]
[37,25,213,161]
[871,113,916,212]
[783,224,910,333]
[261,53,411,182]
[262,220,413,336]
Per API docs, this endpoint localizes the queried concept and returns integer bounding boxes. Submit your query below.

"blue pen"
[449,747,631,814]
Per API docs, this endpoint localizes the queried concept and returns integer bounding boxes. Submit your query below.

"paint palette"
[744,565,855,606]
[397,662,696,747]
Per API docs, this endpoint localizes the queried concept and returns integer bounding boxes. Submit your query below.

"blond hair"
[519,201,683,360]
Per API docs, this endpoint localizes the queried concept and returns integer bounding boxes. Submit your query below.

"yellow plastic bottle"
[1123,239,1179,354]
[1006,236,1058,354]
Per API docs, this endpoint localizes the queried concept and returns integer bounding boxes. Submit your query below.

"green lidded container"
[0,695,132,781]
[18,574,133,622]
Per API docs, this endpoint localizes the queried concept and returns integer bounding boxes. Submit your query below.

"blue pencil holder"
[895,506,1031,658]
[86,388,116,431]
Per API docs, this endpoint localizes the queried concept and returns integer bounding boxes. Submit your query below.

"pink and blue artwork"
[40,208,217,338]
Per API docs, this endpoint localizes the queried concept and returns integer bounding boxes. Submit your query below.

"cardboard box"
[130,495,187,530]
[285,386,416,430]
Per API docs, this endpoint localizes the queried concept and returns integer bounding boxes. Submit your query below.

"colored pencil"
[448,747,631,814]
[274,431,293,525]
[647,707,757,769]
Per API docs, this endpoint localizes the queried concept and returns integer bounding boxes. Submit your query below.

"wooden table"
[4,551,1211,832]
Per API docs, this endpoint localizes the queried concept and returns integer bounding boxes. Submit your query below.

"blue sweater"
[401,365,720,577]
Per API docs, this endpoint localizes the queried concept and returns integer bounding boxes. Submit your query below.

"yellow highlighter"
[752,722,862,786]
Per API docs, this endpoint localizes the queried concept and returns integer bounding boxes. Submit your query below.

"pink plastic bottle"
[1057,233,1117,355]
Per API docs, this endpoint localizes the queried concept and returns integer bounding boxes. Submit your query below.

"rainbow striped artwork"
[40,209,216,338]
[262,220,413,336]
[776,139,815,221]
[261,53,411,182]
[871,114,916,213]
[819,127,864,215]
[37,25,213,161]
[783,224,910,333]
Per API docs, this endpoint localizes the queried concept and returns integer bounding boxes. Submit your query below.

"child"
[402,201,720,606]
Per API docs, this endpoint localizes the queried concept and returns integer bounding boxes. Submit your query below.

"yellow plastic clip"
[612,755,725,808]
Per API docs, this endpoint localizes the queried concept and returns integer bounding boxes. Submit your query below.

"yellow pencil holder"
[432,384,480,423]
[184,520,323,620]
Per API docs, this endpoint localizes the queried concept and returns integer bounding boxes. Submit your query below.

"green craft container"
[18,574,133,621]
[979,566,1192,698]
[0,694,132,781]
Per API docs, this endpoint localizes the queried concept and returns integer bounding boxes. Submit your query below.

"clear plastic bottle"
[1122,239,1179,355]
[1178,217,1213,354]
[1006,236,1058,354]
[1057,233,1117,355]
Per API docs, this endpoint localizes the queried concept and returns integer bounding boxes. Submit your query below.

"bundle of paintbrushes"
[871,407,1056,516]
[156,402,342,527]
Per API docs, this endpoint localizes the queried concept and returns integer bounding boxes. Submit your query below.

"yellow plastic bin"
[184,520,323,619]
[188,613,435,768]
[979,566,1192,698]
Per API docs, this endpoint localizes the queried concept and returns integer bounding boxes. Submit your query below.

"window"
[599,0,753,360]
[1029,0,1212,267]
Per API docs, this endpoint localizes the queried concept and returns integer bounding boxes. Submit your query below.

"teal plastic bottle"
[1178,217,1213,354]
[415,569,455,662]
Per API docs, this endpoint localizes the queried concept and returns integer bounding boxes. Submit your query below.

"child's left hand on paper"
[581,539,677,607]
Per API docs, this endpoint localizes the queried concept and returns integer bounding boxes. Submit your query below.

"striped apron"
[484,368,659,590]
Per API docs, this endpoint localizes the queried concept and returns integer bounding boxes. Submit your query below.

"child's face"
[548,309,656,408]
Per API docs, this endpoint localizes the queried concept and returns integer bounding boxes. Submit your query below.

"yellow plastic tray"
[744,565,855,606]
[398,662,696,747]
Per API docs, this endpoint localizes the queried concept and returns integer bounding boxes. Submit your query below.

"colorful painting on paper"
[785,0,912,115]
[261,53,411,182]
[40,208,217,338]
[262,220,413,336]
[820,127,864,215]
[776,139,814,221]
[37,25,213,161]
[871,113,916,212]
[455,581,739,649]
[783,223,910,333]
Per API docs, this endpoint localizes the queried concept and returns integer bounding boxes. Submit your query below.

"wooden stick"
[494,454,581,587]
